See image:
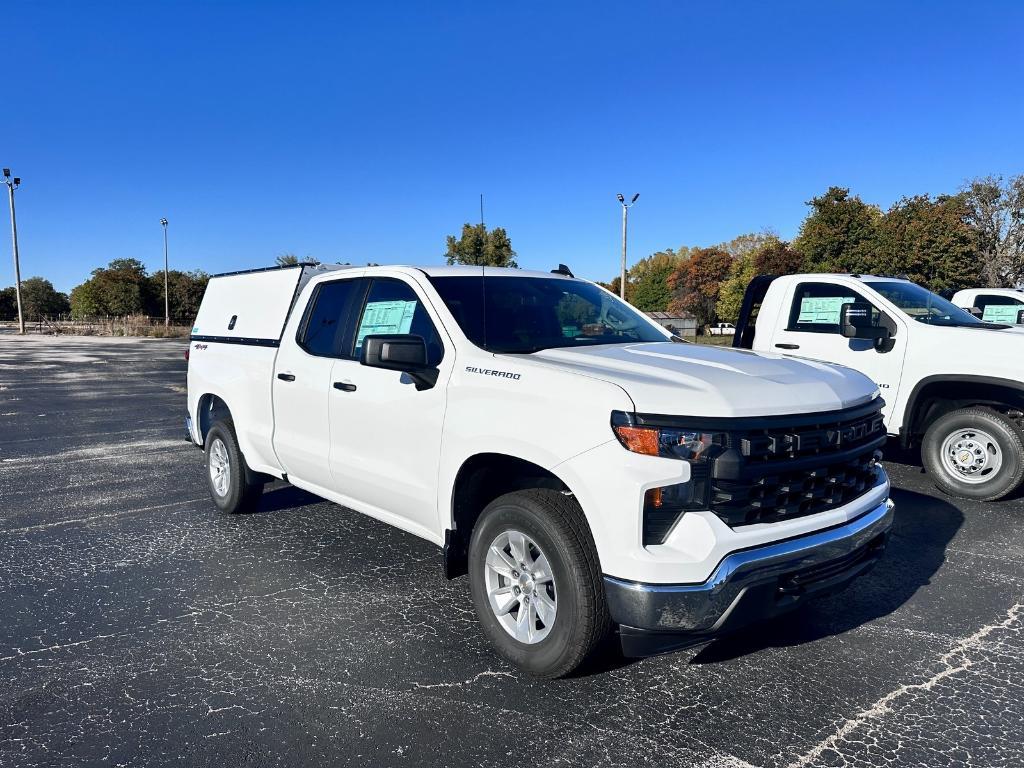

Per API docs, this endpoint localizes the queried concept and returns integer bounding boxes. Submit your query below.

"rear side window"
[787,282,877,334]
[352,278,445,366]
[298,279,365,357]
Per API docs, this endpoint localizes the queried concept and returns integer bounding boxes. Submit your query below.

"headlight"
[610,411,725,461]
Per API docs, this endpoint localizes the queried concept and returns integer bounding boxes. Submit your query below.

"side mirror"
[840,302,890,341]
[360,334,438,390]
[964,306,983,318]
[1018,309,1024,325]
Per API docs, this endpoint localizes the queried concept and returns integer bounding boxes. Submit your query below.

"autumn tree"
[716,237,805,322]
[444,223,517,267]
[793,187,882,274]
[961,175,1024,287]
[627,250,686,311]
[668,247,733,328]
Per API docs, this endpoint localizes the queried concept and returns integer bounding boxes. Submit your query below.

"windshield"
[864,281,995,328]
[427,275,669,353]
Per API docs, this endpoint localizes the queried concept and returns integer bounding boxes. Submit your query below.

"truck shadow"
[688,485,963,665]
[252,483,323,513]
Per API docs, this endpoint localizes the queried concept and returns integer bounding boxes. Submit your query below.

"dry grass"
[14,316,192,338]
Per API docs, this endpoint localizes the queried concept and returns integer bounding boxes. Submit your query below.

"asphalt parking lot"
[1,335,1022,768]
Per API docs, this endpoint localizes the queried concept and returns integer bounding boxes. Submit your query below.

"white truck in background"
[735,273,1024,502]
[186,262,893,677]
[951,287,1024,325]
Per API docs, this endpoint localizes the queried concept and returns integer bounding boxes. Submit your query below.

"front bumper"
[604,497,894,656]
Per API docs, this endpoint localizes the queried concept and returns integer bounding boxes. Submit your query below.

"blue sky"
[4,1,1023,292]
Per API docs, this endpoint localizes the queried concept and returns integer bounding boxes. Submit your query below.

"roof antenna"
[480,264,488,351]
[551,264,574,277]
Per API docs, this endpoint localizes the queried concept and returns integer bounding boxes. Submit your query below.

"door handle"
[775,343,800,350]
[333,381,357,392]
[277,373,296,382]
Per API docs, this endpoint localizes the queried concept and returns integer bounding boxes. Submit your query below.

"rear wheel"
[922,407,1024,501]
[468,489,610,678]
[204,420,264,513]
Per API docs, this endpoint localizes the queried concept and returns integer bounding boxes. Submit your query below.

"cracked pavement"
[0,334,1022,767]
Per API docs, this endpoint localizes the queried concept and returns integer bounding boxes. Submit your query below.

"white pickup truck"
[951,287,1024,325]
[735,273,1024,502]
[186,262,893,677]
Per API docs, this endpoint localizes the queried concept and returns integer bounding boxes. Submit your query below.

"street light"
[160,218,169,327]
[616,193,639,301]
[3,168,25,335]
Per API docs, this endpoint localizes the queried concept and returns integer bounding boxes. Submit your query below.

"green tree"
[715,253,758,324]
[793,187,883,274]
[147,270,210,323]
[875,194,980,293]
[444,223,518,267]
[19,277,70,319]
[69,258,152,317]
[668,247,734,328]
[627,250,686,311]
[0,286,17,320]
[275,253,300,266]
[715,237,805,323]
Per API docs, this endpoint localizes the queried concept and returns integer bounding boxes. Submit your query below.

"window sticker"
[797,296,857,324]
[981,304,1024,324]
[356,300,417,346]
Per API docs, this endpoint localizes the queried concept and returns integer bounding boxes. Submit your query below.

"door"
[769,280,908,420]
[272,275,367,489]
[327,276,451,535]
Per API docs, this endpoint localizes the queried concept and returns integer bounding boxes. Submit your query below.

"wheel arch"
[902,375,1024,445]
[195,393,234,444]
[442,452,581,579]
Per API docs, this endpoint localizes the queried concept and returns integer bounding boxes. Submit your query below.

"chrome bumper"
[605,498,894,654]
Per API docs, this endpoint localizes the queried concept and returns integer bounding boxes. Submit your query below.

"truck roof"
[778,273,910,284]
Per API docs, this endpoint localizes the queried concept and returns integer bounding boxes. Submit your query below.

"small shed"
[645,310,698,338]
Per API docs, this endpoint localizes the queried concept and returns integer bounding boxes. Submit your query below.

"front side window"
[787,282,878,334]
[864,281,991,328]
[427,275,667,354]
[298,278,365,357]
[352,278,444,366]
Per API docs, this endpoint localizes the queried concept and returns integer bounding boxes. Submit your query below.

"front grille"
[708,402,886,526]
[711,447,881,526]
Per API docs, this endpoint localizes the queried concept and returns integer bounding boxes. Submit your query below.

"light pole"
[160,218,169,327]
[616,193,639,301]
[3,169,24,335]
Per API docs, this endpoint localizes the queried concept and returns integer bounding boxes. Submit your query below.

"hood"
[517,342,878,417]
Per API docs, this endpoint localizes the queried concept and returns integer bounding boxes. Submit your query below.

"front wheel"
[922,407,1024,501]
[468,489,610,678]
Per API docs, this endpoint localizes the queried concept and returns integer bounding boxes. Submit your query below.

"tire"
[204,419,264,513]
[921,407,1024,502]
[467,489,610,678]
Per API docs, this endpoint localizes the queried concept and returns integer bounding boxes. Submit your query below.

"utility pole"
[160,218,169,327]
[480,194,484,227]
[616,193,639,301]
[3,169,24,335]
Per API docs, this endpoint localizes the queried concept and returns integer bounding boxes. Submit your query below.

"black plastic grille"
[711,447,882,526]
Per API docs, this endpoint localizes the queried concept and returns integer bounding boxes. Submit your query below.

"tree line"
[3,176,1019,328]
[0,258,209,324]
[601,175,1024,328]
